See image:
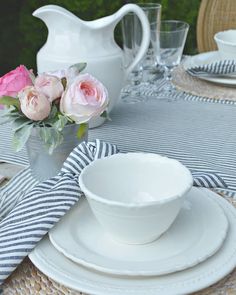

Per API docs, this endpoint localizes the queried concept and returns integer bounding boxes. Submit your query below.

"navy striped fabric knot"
[192,171,227,189]
[187,60,236,77]
[0,139,118,285]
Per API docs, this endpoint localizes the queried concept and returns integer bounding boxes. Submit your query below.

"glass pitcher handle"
[115,4,150,75]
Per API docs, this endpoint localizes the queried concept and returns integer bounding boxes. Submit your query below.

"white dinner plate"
[49,188,228,276]
[183,51,236,86]
[29,188,236,295]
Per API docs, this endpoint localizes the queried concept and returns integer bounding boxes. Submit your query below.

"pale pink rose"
[45,69,67,79]
[60,73,109,124]
[0,65,33,97]
[35,74,64,102]
[19,86,51,121]
[46,63,85,82]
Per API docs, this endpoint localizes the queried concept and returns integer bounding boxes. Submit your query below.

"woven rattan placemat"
[172,66,236,102]
[1,193,236,294]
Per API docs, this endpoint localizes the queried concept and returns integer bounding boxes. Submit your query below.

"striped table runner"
[0,81,236,285]
[1,86,236,197]
[89,94,236,197]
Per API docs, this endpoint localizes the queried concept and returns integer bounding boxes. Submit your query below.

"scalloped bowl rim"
[79,153,193,208]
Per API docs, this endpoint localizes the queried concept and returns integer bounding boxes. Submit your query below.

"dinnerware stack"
[29,153,236,295]
[184,30,236,88]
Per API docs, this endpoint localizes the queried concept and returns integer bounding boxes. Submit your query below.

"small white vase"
[26,124,88,181]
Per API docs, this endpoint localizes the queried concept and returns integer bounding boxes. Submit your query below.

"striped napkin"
[187,60,236,77]
[0,139,118,285]
[0,139,227,285]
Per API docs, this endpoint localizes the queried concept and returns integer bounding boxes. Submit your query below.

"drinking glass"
[121,3,161,103]
[121,12,144,103]
[135,3,162,83]
[121,12,142,86]
[151,20,189,97]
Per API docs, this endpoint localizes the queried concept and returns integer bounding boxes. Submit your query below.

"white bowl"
[214,30,236,60]
[79,153,193,244]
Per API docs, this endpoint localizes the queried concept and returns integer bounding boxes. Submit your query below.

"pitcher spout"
[33,5,84,31]
[33,5,91,59]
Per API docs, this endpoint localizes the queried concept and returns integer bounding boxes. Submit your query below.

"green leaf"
[0,106,23,125]
[0,96,20,109]
[39,126,64,155]
[100,110,111,121]
[12,123,33,152]
[12,117,32,132]
[61,77,67,89]
[64,115,74,123]
[0,116,15,125]
[1,105,16,114]
[42,105,60,127]
[39,125,51,143]
[77,123,88,139]
[69,62,87,73]
[53,115,68,132]
[48,105,58,120]
[47,129,64,155]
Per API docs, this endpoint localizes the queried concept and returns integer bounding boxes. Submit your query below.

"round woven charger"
[2,195,236,295]
[172,66,236,101]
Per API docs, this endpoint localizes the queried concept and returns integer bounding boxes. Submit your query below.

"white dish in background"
[79,153,193,244]
[29,188,236,295]
[49,188,228,276]
[214,30,236,60]
[183,51,236,86]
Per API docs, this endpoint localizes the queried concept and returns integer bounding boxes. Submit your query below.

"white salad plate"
[29,188,236,295]
[183,51,236,86]
[49,187,228,276]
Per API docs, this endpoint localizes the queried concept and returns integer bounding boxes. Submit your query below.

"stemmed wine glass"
[135,3,162,83]
[151,20,189,98]
[121,3,161,103]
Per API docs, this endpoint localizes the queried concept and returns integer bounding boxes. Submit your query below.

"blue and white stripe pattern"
[89,96,236,197]
[192,171,227,189]
[0,139,118,285]
[1,83,236,284]
[187,59,236,77]
[0,138,229,285]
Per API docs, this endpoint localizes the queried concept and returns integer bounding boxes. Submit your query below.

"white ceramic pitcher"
[33,4,150,127]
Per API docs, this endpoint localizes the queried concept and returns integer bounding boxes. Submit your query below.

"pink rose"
[46,63,85,82]
[45,69,67,79]
[0,65,33,98]
[60,73,109,124]
[19,86,51,121]
[35,74,64,102]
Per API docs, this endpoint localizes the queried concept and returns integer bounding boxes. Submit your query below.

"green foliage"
[0,96,20,109]
[101,110,111,121]
[13,123,33,152]
[0,0,201,75]
[77,123,88,139]
[1,100,66,154]
[130,0,200,55]
[159,0,200,55]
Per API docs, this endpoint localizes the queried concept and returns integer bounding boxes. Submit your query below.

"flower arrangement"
[0,63,109,153]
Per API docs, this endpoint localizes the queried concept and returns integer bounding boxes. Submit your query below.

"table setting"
[2,2,236,295]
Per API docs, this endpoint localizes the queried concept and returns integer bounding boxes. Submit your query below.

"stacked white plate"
[183,51,236,87]
[29,187,236,295]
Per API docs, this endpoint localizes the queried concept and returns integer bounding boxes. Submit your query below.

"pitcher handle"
[115,4,150,75]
